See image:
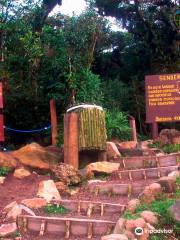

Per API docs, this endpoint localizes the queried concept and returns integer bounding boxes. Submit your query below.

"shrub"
[105,110,131,140]
[0,167,10,176]
[44,204,68,215]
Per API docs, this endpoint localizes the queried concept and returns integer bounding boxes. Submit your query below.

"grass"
[162,144,180,154]
[148,141,180,154]
[0,167,10,176]
[44,204,68,215]
[123,210,141,220]
[123,177,180,239]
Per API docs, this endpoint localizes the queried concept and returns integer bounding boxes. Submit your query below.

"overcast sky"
[52,0,121,31]
[52,0,87,15]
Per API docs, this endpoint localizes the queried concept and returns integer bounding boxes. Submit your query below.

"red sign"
[146,73,180,123]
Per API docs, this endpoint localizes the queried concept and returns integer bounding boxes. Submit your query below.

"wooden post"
[0,82,4,143]
[129,116,137,142]
[64,113,79,169]
[151,122,158,140]
[50,99,58,145]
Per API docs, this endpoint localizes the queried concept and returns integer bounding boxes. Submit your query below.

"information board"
[145,73,180,123]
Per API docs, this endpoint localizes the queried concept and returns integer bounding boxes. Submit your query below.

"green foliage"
[123,210,140,220]
[44,204,68,215]
[105,110,130,140]
[149,142,180,154]
[162,144,180,154]
[0,167,10,176]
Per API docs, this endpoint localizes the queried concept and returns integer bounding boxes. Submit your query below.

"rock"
[79,168,94,180]
[21,198,47,209]
[140,183,162,204]
[0,176,5,184]
[85,161,120,175]
[169,200,180,221]
[51,163,81,186]
[138,228,149,240]
[45,145,63,162]
[113,218,126,234]
[148,183,162,197]
[106,142,121,160]
[125,218,146,232]
[157,176,176,193]
[55,181,69,193]
[13,167,31,179]
[159,129,180,145]
[127,199,140,213]
[123,230,135,240]
[3,201,22,221]
[0,222,17,237]
[140,140,153,150]
[12,143,61,170]
[118,141,137,149]
[168,171,180,180]
[101,234,128,240]
[68,187,80,196]
[0,152,18,169]
[140,211,158,225]
[37,180,61,202]
[139,186,155,205]
[172,136,180,144]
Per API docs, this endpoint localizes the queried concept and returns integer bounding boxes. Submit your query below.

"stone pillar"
[64,113,79,169]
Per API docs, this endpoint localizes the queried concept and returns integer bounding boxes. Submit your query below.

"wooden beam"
[50,99,58,145]
[64,113,79,169]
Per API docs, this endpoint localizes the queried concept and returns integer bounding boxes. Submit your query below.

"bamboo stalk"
[128,184,132,198]
[143,170,147,180]
[95,186,99,196]
[87,222,93,239]
[65,220,70,239]
[129,171,133,181]
[23,217,27,232]
[158,170,161,178]
[100,203,104,216]
[122,159,126,168]
[118,173,122,180]
[87,203,93,217]
[39,220,46,236]
[77,201,81,215]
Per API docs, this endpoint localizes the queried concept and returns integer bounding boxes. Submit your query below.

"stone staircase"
[18,153,180,239]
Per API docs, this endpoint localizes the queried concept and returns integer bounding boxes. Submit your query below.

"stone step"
[110,165,178,181]
[87,179,155,198]
[110,153,180,170]
[17,215,116,239]
[50,199,126,219]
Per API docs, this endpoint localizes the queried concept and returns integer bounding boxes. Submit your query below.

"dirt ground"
[0,173,105,240]
[0,173,50,223]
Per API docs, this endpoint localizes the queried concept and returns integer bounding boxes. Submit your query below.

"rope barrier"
[4,125,51,133]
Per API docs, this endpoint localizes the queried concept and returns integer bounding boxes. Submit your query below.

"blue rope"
[5,125,51,133]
